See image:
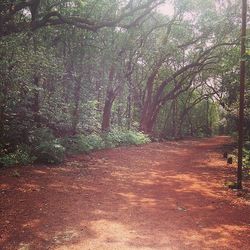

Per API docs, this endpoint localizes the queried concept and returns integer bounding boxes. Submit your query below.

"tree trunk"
[72,78,81,135]
[172,98,177,138]
[237,0,247,189]
[101,89,116,132]
[32,75,40,126]
[117,103,122,127]
[139,62,163,134]
[139,106,157,134]
[187,114,194,136]
[101,65,116,132]
[0,83,8,139]
[206,97,211,136]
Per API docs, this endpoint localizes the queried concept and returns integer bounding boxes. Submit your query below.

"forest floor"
[0,136,250,250]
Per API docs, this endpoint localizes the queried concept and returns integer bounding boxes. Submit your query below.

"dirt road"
[0,136,249,249]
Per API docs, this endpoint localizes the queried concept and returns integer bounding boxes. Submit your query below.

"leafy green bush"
[30,128,65,164]
[61,133,104,154]
[86,133,105,150]
[29,127,56,145]
[104,130,123,148]
[0,129,150,166]
[61,130,150,154]
[104,129,150,147]
[242,148,250,178]
[121,130,151,145]
[243,148,250,167]
[34,141,65,164]
[0,145,36,167]
[59,136,78,153]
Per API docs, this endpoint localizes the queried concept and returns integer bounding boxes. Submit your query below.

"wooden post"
[237,0,247,190]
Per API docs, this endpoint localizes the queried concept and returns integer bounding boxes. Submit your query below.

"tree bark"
[237,0,247,190]
[32,75,40,127]
[101,65,117,132]
[172,98,177,138]
[72,78,81,135]
[101,89,116,132]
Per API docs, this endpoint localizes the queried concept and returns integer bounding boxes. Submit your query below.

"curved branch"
[0,0,164,37]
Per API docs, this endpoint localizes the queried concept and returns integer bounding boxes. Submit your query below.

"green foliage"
[34,142,65,164]
[62,133,105,154]
[86,133,106,150]
[243,142,250,174]
[0,145,36,167]
[30,128,65,164]
[0,129,149,166]
[29,128,55,145]
[243,148,250,167]
[104,130,151,148]
[0,0,245,167]
[62,130,150,154]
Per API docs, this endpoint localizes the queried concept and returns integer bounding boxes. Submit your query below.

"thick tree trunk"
[139,93,157,134]
[139,61,163,134]
[140,121,154,134]
[101,89,116,132]
[177,107,190,138]
[139,107,157,134]
[187,114,194,136]
[140,118,151,134]
[237,0,247,189]
[178,110,188,138]
[101,65,116,132]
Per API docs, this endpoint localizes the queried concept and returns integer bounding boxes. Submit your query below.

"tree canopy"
[0,0,249,169]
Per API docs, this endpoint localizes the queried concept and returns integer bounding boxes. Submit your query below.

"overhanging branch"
[0,0,164,37]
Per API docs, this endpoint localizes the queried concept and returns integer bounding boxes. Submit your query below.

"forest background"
[0,0,249,168]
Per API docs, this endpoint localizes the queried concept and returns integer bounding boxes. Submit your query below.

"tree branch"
[0,0,164,37]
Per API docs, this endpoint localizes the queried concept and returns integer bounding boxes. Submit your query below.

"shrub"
[104,130,123,148]
[2,129,150,167]
[243,148,250,167]
[59,136,78,153]
[30,128,65,164]
[0,145,36,167]
[61,133,104,154]
[104,129,150,147]
[121,130,151,145]
[34,141,65,164]
[245,141,250,150]
[86,133,105,150]
[61,130,150,154]
[29,127,55,145]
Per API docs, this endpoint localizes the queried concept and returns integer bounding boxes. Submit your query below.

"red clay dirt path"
[0,136,249,250]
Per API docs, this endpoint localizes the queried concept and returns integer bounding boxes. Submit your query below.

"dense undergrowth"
[243,141,250,178]
[0,128,150,167]
[227,138,250,179]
